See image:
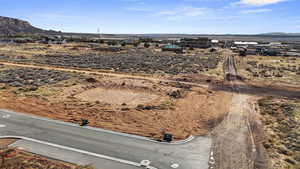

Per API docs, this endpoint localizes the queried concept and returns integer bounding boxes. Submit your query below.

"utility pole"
[97,28,101,39]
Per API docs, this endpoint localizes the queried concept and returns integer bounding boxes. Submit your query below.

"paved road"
[10,139,141,169]
[0,109,211,169]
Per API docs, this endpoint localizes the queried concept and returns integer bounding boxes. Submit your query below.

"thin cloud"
[238,0,288,6]
[183,7,206,16]
[240,8,272,14]
[125,6,151,12]
[156,11,177,16]
[155,7,207,21]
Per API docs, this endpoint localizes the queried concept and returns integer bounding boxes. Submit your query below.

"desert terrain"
[0,42,229,140]
[0,41,298,169]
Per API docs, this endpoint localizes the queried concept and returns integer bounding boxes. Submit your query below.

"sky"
[0,0,299,34]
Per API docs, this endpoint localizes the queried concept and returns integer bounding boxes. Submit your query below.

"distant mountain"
[259,32,300,36]
[0,16,56,35]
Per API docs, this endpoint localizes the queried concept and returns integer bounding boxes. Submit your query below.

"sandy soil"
[75,87,158,107]
[0,139,17,148]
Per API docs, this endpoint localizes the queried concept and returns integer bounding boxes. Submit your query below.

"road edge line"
[0,135,158,169]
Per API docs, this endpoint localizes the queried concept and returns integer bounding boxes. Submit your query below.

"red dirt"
[0,139,17,148]
[0,87,231,140]
[0,148,92,169]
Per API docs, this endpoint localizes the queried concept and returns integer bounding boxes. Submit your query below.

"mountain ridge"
[0,16,52,35]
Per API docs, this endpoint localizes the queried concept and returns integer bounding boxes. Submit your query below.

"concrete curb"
[0,109,195,145]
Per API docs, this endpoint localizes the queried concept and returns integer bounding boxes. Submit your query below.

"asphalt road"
[0,109,211,169]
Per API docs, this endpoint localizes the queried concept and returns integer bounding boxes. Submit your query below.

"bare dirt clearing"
[0,61,229,140]
[0,43,225,140]
[75,88,159,107]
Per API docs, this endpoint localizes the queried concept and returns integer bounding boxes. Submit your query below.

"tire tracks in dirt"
[209,54,270,169]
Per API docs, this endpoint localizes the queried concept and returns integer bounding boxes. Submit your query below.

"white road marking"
[170,163,179,168]
[0,124,6,128]
[2,114,10,118]
[140,160,151,167]
[0,135,158,169]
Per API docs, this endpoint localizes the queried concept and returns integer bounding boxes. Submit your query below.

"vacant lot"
[0,62,230,140]
[0,43,229,140]
[242,55,300,85]
[0,43,221,75]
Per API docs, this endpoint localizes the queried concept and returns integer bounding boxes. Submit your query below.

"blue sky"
[1,0,299,34]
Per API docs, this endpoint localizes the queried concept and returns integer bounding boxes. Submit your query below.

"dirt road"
[209,55,270,169]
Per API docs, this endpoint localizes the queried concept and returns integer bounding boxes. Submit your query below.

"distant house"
[234,41,258,46]
[13,38,34,43]
[284,52,300,57]
[270,42,282,46]
[158,38,180,44]
[233,41,259,50]
[161,44,183,53]
[290,43,300,50]
[139,37,154,43]
[121,39,139,46]
[41,36,66,44]
[180,37,211,49]
[211,40,219,43]
[211,40,220,47]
